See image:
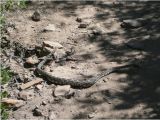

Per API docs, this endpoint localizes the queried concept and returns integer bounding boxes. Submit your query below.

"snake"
[36,53,139,88]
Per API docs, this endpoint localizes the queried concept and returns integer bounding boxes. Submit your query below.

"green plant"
[0,68,11,120]
[0,67,13,85]
[0,91,9,120]
[17,0,27,9]
[4,0,14,10]
[0,0,27,30]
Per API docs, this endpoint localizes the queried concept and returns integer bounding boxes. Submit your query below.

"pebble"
[65,89,75,99]
[18,91,34,101]
[88,113,95,119]
[54,85,71,97]
[42,101,47,105]
[33,108,43,116]
[31,11,40,22]
[35,84,43,91]
[103,79,107,82]
[26,56,39,65]
[76,17,82,23]
[43,41,63,49]
[121,19,142,29]
[78,23,88,28]
[48,111,56,120]
[43,24,57,32]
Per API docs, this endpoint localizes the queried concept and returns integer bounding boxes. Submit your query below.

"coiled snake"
[37,54,139,88]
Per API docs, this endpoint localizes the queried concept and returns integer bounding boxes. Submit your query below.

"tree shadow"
[71,1,160,119]
[35,1,160,119]
[10,1,160,119]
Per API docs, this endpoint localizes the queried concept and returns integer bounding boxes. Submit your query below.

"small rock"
[94,61,101,64]
[1,98,25,107]
[50,68,53,72]
[76,17,82,22]
[71,66,76,69]
[49,111,56,120]
[31,11,40,22]
[53,49,66,62]
[14,100,26,108]
[26,56,39,65]
[43,41,63,49]
[33,108,43,116]
[78,23,88,28]
[88,113,95,119]
[65,89,75,99]
[20,78,43,90]
[18,91,34,101]
[121,19,142,29]
[42,101,47,105]
[103,79,107,82]
[54,85,71,97]
[53,97,63,102]
[43,24,60,32]
[35,84,43,91]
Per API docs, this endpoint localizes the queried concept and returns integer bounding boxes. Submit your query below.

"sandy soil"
[2,1,160,119]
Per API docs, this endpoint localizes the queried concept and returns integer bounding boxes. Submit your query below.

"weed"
[0,67,13,85]
[0,68,12,120]
[0,91,9,120]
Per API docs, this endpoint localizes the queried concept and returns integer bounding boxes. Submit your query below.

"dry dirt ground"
[2,1,160,119]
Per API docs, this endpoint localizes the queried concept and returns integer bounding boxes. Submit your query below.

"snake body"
[37,54,138,88]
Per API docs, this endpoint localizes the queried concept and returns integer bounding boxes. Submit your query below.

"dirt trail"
[2,1,160,119]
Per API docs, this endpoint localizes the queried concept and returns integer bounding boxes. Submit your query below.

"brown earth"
[2,1,160,119]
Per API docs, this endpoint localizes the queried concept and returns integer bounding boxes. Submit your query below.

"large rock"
[54,85,71,97]
[43,41,63,49]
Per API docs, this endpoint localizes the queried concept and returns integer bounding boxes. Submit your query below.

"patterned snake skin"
[37,54,138,88]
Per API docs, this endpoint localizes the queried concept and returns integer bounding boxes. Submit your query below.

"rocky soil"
[1,1,160,119]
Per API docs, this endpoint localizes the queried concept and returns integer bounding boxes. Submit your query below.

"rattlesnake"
[37,53,139,88]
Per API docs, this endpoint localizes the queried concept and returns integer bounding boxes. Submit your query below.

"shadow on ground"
[64,1,160,119]
[16,1,160,119]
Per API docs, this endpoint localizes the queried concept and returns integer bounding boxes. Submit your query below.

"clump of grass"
[0,67,13,120]
[17,0,27,9]
[1,0,27,11]
[0,91,9,120]
[0,0,27,30]
[0,67,13,85]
